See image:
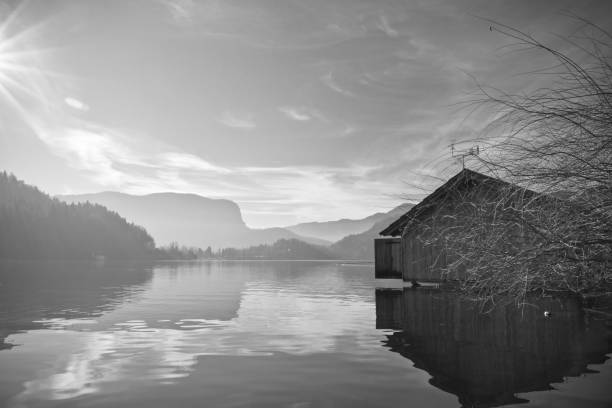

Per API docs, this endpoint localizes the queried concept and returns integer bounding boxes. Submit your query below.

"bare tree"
[425,19,612,304]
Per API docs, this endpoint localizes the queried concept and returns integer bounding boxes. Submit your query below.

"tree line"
[0,172,344,261]
[0,172,195,260]
[216,238,337,260]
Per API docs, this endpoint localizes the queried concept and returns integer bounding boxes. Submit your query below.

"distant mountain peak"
[284,203,413,243]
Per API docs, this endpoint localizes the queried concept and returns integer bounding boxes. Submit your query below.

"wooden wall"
[399,181,540,282]
[401,224,449,282]
[374,238,402,279]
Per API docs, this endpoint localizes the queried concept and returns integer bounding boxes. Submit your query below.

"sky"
[0,0,610,228]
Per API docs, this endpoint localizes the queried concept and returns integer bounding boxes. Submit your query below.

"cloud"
[321,70,355,97]
[376,14,399,38]
[278,106,311,121]
[231,163,409,226]
[64,97,90,112]
[159,152,230,174]
[218,111,256,129]
[33,123,154,187]
[30,114,238,194]
[158,0,195,25]
[33,116,411,226]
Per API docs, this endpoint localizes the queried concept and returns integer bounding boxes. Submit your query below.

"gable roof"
[379,169,535,237]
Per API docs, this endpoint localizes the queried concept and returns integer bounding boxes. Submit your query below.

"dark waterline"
[0,260,610,408]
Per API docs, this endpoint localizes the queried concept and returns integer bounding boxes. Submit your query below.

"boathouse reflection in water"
[376,288,611,407]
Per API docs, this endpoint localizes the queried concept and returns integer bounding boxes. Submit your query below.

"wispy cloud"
[232,163,408,226]
[376,14,399,38]
[33,116,410,226]
[64,96,89,112]
[9,0,599,228]
[278,106,311,121]
[321,70,355,97]
[159,152,230,174]
[33,123,154,187]
[157,0,195,26]
[218,111,256,129]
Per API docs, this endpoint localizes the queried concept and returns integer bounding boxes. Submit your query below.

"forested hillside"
[218,238,336,260]
[0,172,155,260]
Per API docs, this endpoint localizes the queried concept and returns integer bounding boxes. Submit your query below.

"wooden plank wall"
[399,178,545,283]
[402,226,446,282]
[401,206,460,282]
[374,238,402,279]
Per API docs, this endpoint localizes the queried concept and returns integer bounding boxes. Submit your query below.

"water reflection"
[376,288,612,407]
[1,261,382,407]
[0,260,153,349]
[4,261,609,407]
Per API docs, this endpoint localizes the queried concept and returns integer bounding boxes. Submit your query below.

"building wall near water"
[374,238,402,279]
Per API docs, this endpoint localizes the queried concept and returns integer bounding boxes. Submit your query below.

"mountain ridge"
[330,203,414,260]
[59,191,330,250]
[285,203,413,242]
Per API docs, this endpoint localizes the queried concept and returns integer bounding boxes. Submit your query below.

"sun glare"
[0,4,56,123]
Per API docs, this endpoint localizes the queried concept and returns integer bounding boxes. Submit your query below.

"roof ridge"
[379,169,532,236]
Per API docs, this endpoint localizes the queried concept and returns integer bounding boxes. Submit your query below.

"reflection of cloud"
[12,266,377,403]
[235,282,373,354]
[15,326,260,403]
[218,111,256,129]
[18,332,119,401]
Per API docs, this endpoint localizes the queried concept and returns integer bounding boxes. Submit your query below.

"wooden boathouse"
[375,169,536,282]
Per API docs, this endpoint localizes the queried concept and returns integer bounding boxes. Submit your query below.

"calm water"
[0,261,610,408]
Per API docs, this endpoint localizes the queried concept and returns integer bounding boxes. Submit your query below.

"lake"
[0,260,610,408]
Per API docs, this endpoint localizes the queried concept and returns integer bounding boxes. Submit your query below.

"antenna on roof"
[451,144,480,169]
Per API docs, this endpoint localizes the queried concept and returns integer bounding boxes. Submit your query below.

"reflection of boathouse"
[374,169,538,282]
[376,288,611,407]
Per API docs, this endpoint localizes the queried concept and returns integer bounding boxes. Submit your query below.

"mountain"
[330,204,414,260]
[284,203,413,242]
[216,203,416,261]
[59,192,329,250]
[0,172,155,260]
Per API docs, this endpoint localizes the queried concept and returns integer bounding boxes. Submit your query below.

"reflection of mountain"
[0,261,153,349]
[60,192,329,249]
[106,261,245,324]
[376,288,612,408]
